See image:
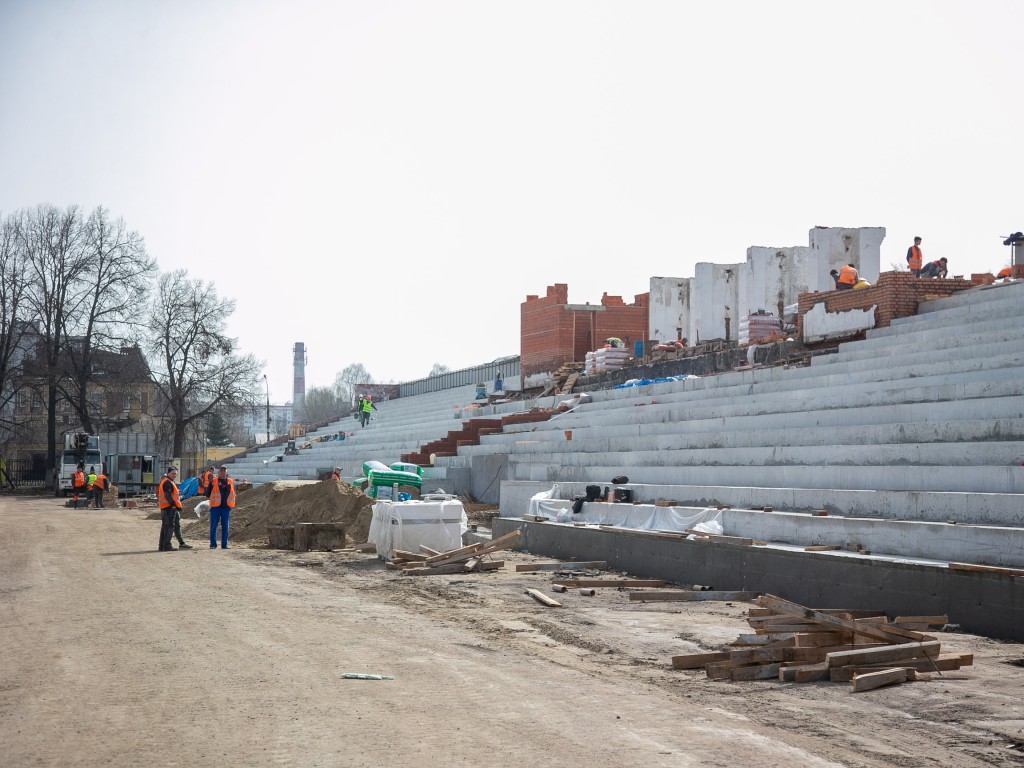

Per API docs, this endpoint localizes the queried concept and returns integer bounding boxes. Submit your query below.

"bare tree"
[0,211,31,444]
[61,206,157,433]
[429,363,451,376]
[22,204,90,481]
[333,363,373,407]
[302,385,347,425]
[144,270,263,457]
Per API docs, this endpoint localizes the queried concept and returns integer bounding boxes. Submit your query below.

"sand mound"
[183,480,373,545]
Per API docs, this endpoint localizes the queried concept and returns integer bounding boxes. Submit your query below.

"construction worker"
[93,468,108,509]
[997,266,1012,281]
[906,236,924,277]
[198,465,215,496]
[86,466,97,508]
[329,467,341,481]
[919,257,948,279]
[205,465,236,549]
[157,466,183,551]
[836,263,858,291]
[360,395,377,428]
[71,463,86,509]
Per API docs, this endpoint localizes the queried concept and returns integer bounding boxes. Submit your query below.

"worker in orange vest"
[92,469,108,509]
[906,236,923,277]
[71,464,86,509]
[206,465,236,549]
[198,465,215,495]
[836,263,858,291]
[919,257,948,279]
[997,266,1012,281]
[157,466,183,551]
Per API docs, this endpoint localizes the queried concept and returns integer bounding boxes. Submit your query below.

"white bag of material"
[688,519,724,537]
[194,499,210,519]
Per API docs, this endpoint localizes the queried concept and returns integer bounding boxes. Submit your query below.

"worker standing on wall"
[907,236,924,277]
[836,263,859,290]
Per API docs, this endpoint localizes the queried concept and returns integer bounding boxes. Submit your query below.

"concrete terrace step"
[500,440,1020,470]
[816,330,1024,364]
[458,417,1024,456]
[498,480,1024,527]
[506,461,1022,494]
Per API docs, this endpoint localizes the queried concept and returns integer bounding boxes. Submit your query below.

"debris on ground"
[671,593,972,690]
[387,529,521,575]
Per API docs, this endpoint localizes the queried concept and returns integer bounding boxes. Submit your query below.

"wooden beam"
[670,651,731,670]
[731,663,783,681]
[803,545,841,552]
[826,641,941,668]
[424,530,521,567]
[525,589,562,607]
[515,561,608,572]
[629,590,760,602]
[551,579,666,588]
[756,594,908,644]
[850,668,913,692]
[684,530,754,546]
[828,654,967,682]
[949,561,1024,577]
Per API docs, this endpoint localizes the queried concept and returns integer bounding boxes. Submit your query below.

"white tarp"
[526,486,723,533]
[369,500,468,560]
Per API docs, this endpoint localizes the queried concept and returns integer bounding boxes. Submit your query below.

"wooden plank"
[353,542,377,553]
[551,579,666,588]
[794,664,831,683]
[893,615,948,626]
[706,661,755,680]
[514,561,608,572]
[401,563,471,576]
[419,545,441,556]
[670,651,731,670]
[804,545,841,552]
[425,530,521,567]
[629,590,760,602]
[391,549,428,561]
[731,663,783,681]
[826,641,941,668]
[949,561,1024,577]
[422,541,486,565]
[525,589,562,608]
[732,634,790,646]
[756,594,906,644]
[463,557,481,572]
[851,668,912,692]
[828,654,966,682]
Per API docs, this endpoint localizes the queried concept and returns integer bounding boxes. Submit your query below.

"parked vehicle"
[56,433,102,496]
[105,453,161,497]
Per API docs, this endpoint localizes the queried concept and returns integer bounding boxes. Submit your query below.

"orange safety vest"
[94,474,107,491]
[837,265,858,285]
[200,470,213,493]
[209,477,236,508]
[907,245,922,270]
[998,266,1011,279]
[72,470,85,488]
[157,476,180,509]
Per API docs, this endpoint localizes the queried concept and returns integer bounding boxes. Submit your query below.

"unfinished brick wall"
[521,284,650,376]
[797,271,977,339]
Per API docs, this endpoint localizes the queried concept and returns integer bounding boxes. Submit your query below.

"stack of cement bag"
[586,346,631,373]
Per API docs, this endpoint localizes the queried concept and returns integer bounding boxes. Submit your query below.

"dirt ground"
[3,493,1024,767]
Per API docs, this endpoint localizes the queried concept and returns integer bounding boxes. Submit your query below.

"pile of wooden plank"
[671,594,972,691]
[386,530,520,576]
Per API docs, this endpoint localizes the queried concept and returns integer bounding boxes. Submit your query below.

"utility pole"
[264,375,271,445]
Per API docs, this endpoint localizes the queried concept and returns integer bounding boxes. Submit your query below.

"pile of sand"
[183,480,374,545]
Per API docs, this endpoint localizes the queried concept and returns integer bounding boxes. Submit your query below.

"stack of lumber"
[387,530,520,576]
[671,594,972,691]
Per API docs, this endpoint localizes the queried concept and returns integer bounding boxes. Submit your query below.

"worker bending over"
[919,257,948,279]
[836,263,858,290]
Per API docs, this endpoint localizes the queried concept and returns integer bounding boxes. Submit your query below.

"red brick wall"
[797,271,976,340]
[521,285,650,376]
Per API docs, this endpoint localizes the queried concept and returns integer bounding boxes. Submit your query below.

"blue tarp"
[178,476,199,499]
[613,375,694,389]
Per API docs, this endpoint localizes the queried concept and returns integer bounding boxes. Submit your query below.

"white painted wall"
[649,277,692,342]
[649,226,886,344]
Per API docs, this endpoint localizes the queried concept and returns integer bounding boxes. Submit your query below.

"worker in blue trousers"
[205,465,236,549]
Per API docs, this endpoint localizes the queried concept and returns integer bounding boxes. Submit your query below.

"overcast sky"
[2,1,1021,403]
